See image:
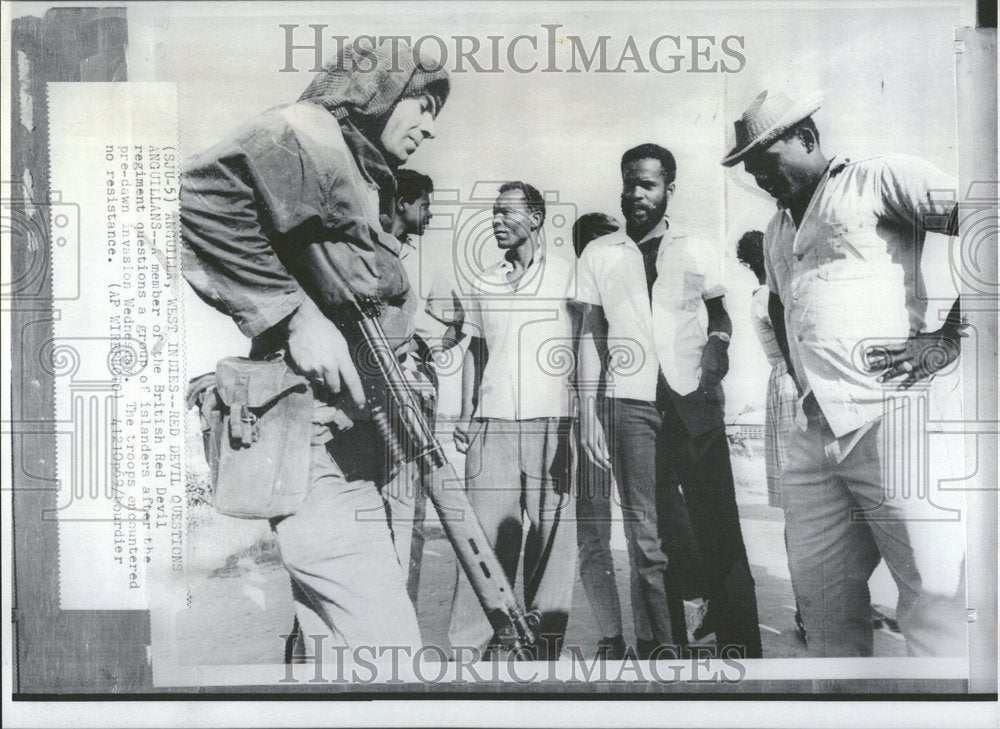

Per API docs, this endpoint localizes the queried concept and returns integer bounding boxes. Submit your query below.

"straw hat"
[721,90,822,167]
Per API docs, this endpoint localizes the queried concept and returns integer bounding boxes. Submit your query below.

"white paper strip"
[48,82,185,610]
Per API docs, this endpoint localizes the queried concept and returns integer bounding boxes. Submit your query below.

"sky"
[121,0,970,418]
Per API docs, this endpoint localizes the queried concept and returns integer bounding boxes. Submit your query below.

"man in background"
[393,168,439,382]
[737,229,806,643]
[393,168,467,388]
[389,168,440,605]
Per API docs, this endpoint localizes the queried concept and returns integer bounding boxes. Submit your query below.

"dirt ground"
[174,448,907,666]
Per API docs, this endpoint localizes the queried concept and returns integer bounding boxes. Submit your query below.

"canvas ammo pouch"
[202,356,313,519]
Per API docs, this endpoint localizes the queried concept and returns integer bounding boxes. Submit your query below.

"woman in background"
[736,230,805,643]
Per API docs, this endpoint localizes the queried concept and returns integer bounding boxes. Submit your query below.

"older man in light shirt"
[722,90,967,657]
[448,181,577,661]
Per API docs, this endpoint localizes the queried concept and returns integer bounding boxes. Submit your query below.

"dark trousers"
[601,398,706,647]
[658,394,763,658]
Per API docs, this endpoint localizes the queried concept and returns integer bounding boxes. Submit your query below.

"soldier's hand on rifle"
[287,298,366,409]
[453,417,473,454]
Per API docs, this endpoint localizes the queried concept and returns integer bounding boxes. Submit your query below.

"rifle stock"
[341,294,537,654]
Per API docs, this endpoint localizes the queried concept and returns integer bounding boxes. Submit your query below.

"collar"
[636,217,668,246]
[499,241,545,272]
[486,242,547,292]
[613,217,683,248]
[776,156,846,213]
[394,235,415,259]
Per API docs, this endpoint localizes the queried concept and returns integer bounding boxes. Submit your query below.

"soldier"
[180,40,449,658]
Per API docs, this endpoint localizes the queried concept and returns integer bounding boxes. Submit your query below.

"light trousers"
[275,424,422,660]
[448,418,577,658]
[783,398,967,657]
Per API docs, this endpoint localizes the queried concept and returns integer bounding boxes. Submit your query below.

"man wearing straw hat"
[722,90,967,657]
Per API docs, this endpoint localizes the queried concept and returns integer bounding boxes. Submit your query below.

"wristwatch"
[709,331,731,344]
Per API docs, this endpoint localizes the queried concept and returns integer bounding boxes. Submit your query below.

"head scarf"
[298,39,450,224]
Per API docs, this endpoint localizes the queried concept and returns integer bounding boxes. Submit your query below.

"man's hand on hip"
[865,321,967,389]
[286,298,366,408]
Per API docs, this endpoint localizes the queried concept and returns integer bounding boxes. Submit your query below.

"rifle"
[334,292,538,656]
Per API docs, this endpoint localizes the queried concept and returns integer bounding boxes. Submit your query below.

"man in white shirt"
[722,90,967,656]
[448,181,577,660]
[572,212,643,660]
[577,144,762,658]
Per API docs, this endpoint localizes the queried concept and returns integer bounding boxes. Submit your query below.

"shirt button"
[796,335,804,342]
[796,253,804,261]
